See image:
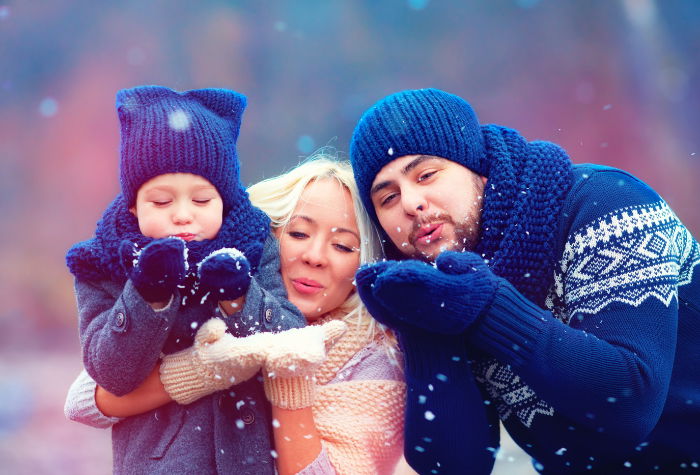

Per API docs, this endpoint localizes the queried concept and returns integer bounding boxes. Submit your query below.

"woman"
[66,153,413,474]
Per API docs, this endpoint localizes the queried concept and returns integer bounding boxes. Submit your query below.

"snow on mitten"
[262,320,347,410]
[160,318,272,405]
[197,248,251,301]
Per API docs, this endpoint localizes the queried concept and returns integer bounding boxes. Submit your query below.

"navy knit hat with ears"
[349,88,487,223]
[117,85,247,211]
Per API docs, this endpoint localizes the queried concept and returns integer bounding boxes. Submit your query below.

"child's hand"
[197,248,251,301]
[120,238,187,303]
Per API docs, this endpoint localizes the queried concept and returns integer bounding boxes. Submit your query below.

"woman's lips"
[291,278,323,295]
[173,233,197,242]
[414,223,444,246]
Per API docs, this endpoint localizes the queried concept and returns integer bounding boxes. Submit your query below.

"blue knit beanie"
[349,88,486,223]
[117,85,246,211]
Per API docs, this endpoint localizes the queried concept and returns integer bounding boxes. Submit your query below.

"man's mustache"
[407,213,454,247]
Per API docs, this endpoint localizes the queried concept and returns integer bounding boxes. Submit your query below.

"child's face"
[130,173,223,241]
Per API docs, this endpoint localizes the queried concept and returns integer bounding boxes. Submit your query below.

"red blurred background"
[1,1,697,473]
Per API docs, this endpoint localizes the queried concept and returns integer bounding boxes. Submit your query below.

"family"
[64,85,699,474]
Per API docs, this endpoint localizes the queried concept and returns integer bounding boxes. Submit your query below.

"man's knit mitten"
[160,318,271,405]
[197,248,251,300]
[355,261,414,334]
[372,251,501,335]
[263,320,347,410]
[120,237,187,303]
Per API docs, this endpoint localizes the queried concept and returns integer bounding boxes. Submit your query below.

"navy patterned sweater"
[468,164,700,473]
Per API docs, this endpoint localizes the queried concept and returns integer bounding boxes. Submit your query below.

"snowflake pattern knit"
[471,165,700,472]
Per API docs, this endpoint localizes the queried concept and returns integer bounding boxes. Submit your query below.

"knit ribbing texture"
[310,314,406,475]
[117,85,247,211]
[350,88,486,225]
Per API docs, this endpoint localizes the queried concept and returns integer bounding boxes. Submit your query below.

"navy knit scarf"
[66,193,271,296]
[475,125,573,307]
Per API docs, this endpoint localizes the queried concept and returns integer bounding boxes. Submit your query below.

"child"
[65,85,305,474]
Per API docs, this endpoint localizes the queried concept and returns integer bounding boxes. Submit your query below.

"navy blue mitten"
[370,251,502,335]
[356,260,498,474]
[355,260,412,333]
[120,238,187,303]
[197,248,251,301]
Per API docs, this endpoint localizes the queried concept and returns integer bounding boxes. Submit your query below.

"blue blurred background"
[1,1,698,473]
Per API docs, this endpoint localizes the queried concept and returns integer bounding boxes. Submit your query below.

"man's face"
[370,155,486,262]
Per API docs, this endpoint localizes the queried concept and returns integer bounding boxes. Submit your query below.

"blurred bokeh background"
[1,1,698,473]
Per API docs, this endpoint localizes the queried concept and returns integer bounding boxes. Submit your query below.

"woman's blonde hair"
[247,148,393,345]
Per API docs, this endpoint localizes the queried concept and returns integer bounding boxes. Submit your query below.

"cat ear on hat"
[115,85,171,122]
[185,89,247,142]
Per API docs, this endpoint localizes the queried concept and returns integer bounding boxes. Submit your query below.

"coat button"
[241,410,255,425]
[264,308,273,323]
[115,312,125,327]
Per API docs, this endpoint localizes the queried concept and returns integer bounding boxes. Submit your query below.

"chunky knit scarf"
[65,194,270,294]
[475,125,573,307]
[311,313,406,475]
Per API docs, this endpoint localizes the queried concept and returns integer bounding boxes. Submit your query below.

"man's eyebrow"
[370,155,437,196]
[370,180,391,196]
[402,154,434,174]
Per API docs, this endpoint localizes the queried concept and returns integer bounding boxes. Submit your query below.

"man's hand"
[355,260,412,333]
[358,252,501,335]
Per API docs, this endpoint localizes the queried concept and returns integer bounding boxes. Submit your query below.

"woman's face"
[276,178,361,322]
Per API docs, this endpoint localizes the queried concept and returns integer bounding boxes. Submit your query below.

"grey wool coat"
[76,235,305,475]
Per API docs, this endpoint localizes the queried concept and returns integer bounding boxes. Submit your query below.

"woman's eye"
[152,200,171,206]
[418,170,436,182]
[333,243,355,253]
[288,231,308,239]
[193,198,211,204]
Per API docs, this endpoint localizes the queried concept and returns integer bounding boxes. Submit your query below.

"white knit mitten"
[160,318,272,404]
[263,320,347,410]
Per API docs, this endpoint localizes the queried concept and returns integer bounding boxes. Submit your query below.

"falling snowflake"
[168,109,190,131]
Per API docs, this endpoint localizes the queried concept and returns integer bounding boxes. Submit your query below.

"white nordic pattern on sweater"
[552,200,699,323]
[474,200,699,429]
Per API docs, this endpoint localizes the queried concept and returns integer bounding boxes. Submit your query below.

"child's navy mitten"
[372,251,501,335]
[197,248,251,301]
[120,237,187,303]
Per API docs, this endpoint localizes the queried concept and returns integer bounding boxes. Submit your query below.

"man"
[349,88,700,474]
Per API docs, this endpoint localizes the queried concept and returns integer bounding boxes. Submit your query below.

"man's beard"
[391,175,486,262]
[404,210,482,262]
